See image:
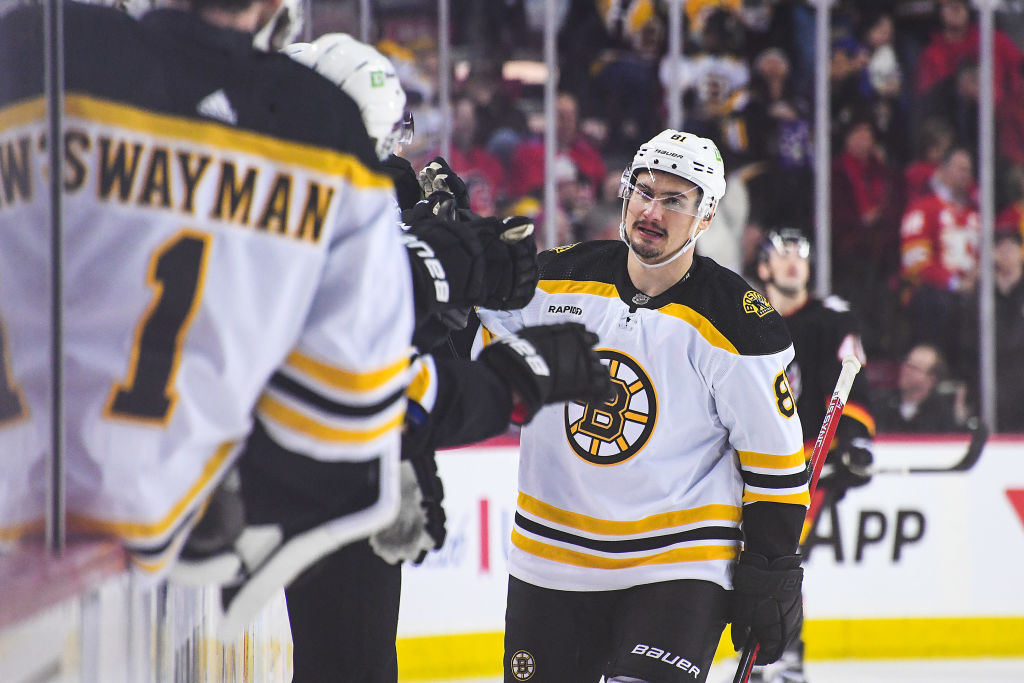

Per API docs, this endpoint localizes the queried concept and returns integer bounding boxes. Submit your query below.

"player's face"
[624,170,703,262]
[765,245,810,296]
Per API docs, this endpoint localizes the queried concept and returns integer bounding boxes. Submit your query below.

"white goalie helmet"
[620,129,727,222]
[283,34,412,161]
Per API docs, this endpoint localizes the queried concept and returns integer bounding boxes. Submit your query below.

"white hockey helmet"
[620,129,727,222]
[284,34,412,161]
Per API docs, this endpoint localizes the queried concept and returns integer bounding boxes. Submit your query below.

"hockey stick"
[842,419,989,476]
[732,356,862,683]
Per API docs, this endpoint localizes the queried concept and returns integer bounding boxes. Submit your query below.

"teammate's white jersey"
[0,4,414,575]
[478,241,806,592]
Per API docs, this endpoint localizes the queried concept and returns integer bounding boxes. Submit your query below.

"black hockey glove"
[820,437,873,502]
[478,323,612,425]
[381,154,425,211]
[467,214,539,310]
[402,215,486,317]
[418,156,470,210]
[369,403,447,565]
[730,551,804,665]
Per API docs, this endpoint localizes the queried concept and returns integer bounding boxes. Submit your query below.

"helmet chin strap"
[618,220,704,270]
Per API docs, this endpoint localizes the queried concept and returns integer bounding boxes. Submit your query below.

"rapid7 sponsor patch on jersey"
[547,304,582,316]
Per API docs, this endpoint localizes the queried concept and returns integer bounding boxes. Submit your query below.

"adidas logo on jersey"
[197,89,237,125]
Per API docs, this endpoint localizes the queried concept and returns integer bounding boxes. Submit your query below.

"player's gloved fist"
[821,437,873,501]
[417,156,470,210]
[730,552,804,665]
[369,460,441,565]
[382,154,425,210]
[478,323,612,425]
[401,215,486,316]
[466,215,539,310]
[402,190,460,224]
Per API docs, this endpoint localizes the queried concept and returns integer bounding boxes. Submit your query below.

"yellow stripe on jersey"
[538,279,618,299]
[406,358,433,405]
[284,350,409,394]
[742,490,811,506]
[737,448,806,470]
[843,402,876,436]
[0,96,45,130]
[512,529,739,568]
[479,326,495,347]
[257,394,404,443]
[0,517,44,542]
[65,94,394,188]
[658,303,738,353]
[67,440,236,541]
[537,281,739,353]
[518,492,741,535]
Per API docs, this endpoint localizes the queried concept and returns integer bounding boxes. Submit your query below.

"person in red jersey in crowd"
[899,146,979,371]
[915,0,1022,104]
[509,91,607,203]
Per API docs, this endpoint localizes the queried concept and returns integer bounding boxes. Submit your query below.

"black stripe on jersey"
[268,371,405,417]
[514,513,742,553]
[740,469,810,490]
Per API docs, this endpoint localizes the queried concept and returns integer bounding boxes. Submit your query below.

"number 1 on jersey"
[106,231,211,424]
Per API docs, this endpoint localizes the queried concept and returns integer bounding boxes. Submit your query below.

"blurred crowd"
[331,0,1024,432]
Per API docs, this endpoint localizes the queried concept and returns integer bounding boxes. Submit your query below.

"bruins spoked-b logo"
[510,650,536,680]
[565,350,657,465]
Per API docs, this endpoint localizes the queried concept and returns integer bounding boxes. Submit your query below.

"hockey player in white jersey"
[175,34,605,679]
[477,130,809,683]
[0,0,415,633]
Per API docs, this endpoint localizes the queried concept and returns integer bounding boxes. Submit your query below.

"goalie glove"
[730,552,804,665]
[417,156,470,210]
[478,323,612,425]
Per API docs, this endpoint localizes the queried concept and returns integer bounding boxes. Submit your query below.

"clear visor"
[768,232,811,259]
[618,168,702,217]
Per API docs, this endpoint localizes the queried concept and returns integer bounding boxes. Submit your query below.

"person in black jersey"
[754,228,877,682]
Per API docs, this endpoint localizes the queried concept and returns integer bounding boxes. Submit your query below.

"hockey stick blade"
[845,419,989,476]
[732,357,862,683]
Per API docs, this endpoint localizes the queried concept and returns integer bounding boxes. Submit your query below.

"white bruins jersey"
[0,5,413,574]
[477,241,806,592]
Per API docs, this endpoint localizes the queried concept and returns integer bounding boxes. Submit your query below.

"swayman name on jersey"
[0,4,413,575]
[478,241,807,592]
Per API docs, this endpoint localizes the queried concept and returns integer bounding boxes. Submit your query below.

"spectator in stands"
[858,10,910,165]
[915,0,1022,105]
[991,225,1024,432]
[567,0,664,157]
[829,36,872,146]
[899,147,979,369]
[904,116,956,202]
[740,48,813,230]
[509,91,607,204]
[462,60,530,165]
[997,164,1024,245]
[876,344,965,433]
[959,223,1024,433]
[440,96,508,216]
[660,8,749,139]
[831,117,903,329]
